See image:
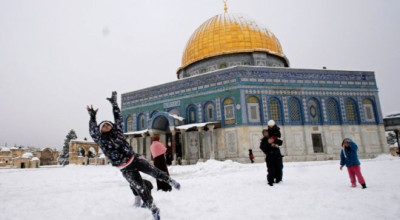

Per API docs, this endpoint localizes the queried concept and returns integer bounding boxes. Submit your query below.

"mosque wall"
[174,124,387,165]
[122,66,387,164]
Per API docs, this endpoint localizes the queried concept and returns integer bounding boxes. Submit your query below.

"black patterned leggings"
[120,155,171,208]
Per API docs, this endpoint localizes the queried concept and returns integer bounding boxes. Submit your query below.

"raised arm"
[349,141,358,151]
[106,91,123,131]
[87,105,100,142]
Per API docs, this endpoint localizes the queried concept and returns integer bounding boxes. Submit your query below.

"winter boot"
[151,205,160,220]
[141,202,148,209]
[170,179,181,190]
[268,182,273,186]
[361,183,367,189]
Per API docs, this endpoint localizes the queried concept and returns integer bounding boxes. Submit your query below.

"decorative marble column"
[170,128,177,165]
[180,129,188,165]
[207,125,215,159]
[198,127,204,162]
[141,132,147,156]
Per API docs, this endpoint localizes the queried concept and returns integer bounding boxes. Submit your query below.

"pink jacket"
[150,141,167,158]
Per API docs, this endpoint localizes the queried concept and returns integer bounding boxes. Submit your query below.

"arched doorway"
[153,115,170,132]
[150,112,184,165]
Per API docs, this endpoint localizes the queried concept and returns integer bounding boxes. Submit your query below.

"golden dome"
[179,13,288,70]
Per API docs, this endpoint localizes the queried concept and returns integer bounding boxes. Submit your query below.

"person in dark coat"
[87,91,181,220]
[166,141,173,166]
[150,135,172,192]
[176,142,182,165]
[260,129,283,186]
[248,149,255,163]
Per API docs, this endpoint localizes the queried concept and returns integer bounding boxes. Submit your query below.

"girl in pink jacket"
[151,135,172,191]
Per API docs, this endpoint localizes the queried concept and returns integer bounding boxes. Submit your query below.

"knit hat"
[268,120,275,126]
[342,138,351,147]
[99,121,113,132]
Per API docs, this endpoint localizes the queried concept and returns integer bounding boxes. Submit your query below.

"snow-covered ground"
[1,155,399,220]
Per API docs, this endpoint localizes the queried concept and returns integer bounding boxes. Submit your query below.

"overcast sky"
[0,0,399,149]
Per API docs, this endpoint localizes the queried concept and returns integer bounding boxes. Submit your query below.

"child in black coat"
[87,91,180,220]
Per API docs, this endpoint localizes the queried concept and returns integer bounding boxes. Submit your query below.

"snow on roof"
[31,157,40,161]
[22,152,33,158]
[1,147,10,152]
[40,147,56,151]
[385,113,400,118]
[70,139,96,144]
[176,122,217,130]
[99,154,106,159]
[124,129,148,136]
[170,114,184,121]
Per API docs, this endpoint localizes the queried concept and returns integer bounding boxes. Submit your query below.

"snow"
[176,122,216,130]
[0,147,10,152]
[1,155,399,220]
[71,139,95,144]
[125,129,148,136]
[22,152,33,158]
[170,114,184,121]
[31,157,40,161]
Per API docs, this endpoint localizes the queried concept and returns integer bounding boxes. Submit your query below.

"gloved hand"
[87,105,98,119]
[106,91,117,105]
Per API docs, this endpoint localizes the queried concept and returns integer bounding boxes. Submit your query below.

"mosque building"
[121,4,387,164]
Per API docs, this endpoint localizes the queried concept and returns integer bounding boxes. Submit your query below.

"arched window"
[187,105,197,124]
[288,97,303,124]
[247,96,261,123]
[363,99,376,122]
[327,98,341,124]
[204,102,215,122]
[126,115,134,132]
[88,147,96,158]
[223,98,235,125]
[345,99,359,123]
[269,98,282,123]
[308,98,322,124]
[137,114,146,130]
[78,147,85,157]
